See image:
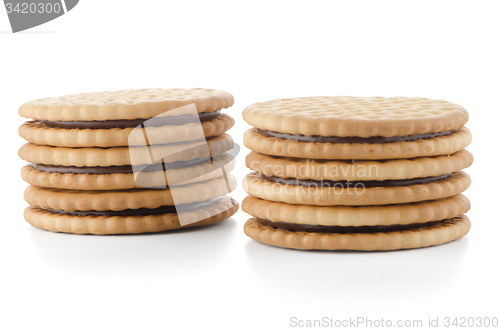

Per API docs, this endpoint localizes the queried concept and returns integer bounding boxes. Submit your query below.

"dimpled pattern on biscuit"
[18,134,234,167]
[245,149,473,181]
[244,127,472,160]
[243,171,471,206]
[19,113,235,147]
[244,216,471,251]
[24,175,237,211]
[21,157,235,190]
[243,96,468,137]
[242,195,470,226]
[24,197,239,235]
[19,88,235,121]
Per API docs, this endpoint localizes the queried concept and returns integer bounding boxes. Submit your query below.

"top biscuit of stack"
[243,96,471,160]
[19,88,235,147]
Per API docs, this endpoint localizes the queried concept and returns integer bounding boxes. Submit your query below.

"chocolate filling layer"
[262,174,451,188]
[40,111,221,129]
[46,198,220,217]
[257,128,454,144]
[31,155,224,174]
[257,218,455,234]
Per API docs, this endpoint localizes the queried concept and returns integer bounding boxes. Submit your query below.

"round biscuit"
[25,196,238,235]
[18,134,233,167]
[242,194,470,226]
[19,114,234,147]
[244,215,470,251]
[243,96,468,137]
[246,149,473,180]
[243,171,470,206]
[19,88,234,121]
[244,127,471,160]
[24,175,237,211]
[21,156,235,190]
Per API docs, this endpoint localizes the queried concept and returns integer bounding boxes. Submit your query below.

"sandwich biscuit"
[242,96,472,250]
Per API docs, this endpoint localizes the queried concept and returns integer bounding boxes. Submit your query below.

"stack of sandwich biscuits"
[19,88,238,234]
[242,96,472,251]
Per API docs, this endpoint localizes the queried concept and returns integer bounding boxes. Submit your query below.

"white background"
[1,1,499,330]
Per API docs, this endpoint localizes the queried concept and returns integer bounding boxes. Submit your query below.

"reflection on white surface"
[244,236,469,310]
[27,217,239,281]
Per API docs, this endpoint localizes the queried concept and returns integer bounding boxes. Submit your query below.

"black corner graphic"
[4,0,79,33]
[64,0,77,12]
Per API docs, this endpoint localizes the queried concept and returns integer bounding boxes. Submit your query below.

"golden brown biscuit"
[244,127,471,160]
[18,134,233,167]
[19,113,235,147]
[24,175,236,211]
[25,196,238,235]
[244,216,470,251]
[243,171,470,206]
[246,150,473,181]
[242,194,470,226]
[21,156,235,190]
[242,96,468,137]
[19,88,234,121]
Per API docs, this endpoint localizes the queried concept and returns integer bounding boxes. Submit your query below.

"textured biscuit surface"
[24,175,236,211]
[242,96,468,137]
[244,127,471,160]
[18,134,233,167]
[246,150,473,181]
[244,216,470,251]
[19,114,235,147]
[25,196,239,235]
[243,172,470,206]
[19,88,234,121]
[21,157,235,190]
[242,194,470,226]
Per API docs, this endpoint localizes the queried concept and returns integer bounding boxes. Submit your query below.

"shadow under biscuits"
[243,236,469,309]
[27,217,239,280]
